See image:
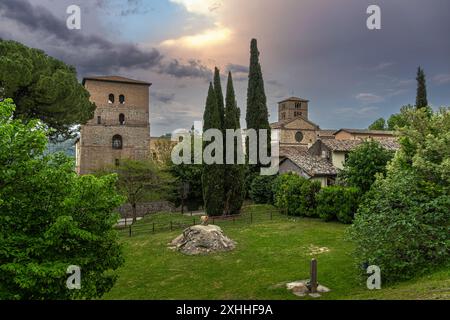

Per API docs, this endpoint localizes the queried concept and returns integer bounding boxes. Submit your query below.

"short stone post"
[310,259,318,293]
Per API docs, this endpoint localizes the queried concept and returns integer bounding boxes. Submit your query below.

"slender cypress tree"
[416,67,428,109]
[202,83,224,216]
[245,39,271,174]
[213,67,225,128]
[224,72,245,215]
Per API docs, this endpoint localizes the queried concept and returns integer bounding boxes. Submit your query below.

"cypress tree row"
[202,83,224,216]
[415,67,428,109]
[224,72,245,215]
[245,39,271,174]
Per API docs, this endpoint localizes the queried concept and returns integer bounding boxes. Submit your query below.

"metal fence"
[117,208,285,237]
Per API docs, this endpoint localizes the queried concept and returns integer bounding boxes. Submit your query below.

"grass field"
[105,205,449,300]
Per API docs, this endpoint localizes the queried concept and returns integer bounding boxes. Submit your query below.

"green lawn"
[105,205,449,300]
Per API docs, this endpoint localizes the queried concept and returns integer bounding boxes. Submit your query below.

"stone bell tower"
[278,97,309,121]
[75,76,151,174]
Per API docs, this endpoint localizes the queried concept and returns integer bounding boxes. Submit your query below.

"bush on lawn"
[249,175,276,204]
[316,186,360,223]
[349,107,450,283]
[273,173,321,217]
[349,170,450,282]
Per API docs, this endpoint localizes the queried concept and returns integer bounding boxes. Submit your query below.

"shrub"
[338,140,394,193]
[249,175,276,204]
[273,173,321,217]
[348,170,450,283]
[316,186,360,223]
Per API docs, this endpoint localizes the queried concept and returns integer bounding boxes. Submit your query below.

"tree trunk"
[132,203,137,223]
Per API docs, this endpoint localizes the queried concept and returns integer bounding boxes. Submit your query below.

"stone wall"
[118,201,176,218]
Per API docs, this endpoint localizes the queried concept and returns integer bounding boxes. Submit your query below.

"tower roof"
[82,76,152,86]
[278,97,309,104]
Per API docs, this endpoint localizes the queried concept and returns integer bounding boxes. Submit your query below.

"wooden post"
[270,211,273,220]
[250,212,253,224]
[152,223,155,233]
[193,218,196,226]
[310,259,318,293]
[129,225,132,237]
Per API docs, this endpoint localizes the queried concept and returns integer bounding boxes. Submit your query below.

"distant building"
[274,97,399,186]
[271,97,337,147]
[75,76,152,174]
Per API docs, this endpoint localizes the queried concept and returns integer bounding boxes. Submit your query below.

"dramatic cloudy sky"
[1,0,449,136]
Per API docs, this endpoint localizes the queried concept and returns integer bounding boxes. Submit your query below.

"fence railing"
[117,208,286,237]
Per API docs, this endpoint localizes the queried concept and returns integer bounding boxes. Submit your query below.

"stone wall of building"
[76,77,151,174]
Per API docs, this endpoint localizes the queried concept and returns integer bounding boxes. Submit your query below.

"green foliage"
[246,39,271,174]
[338,140,394,193]
[387,105,413,130]
[394,107,450,189]
[99,159,174,222]
[223,72,245,214]
[249,175,276,204]
[349,171,449,282]
[415,67,428,109]
[368,118,386,130]
[350,107,450,283]
[202,83,224,216]
[316,186,360,224]
[0,40,95,139]
[273,173,321,217]
[0,99,124,299]
[169,159,203,211]
[213,67,225,128]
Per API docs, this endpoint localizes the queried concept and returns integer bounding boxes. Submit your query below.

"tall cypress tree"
[416,67,428,109]
[245,38,271,174]
[202,83,224,216]
[213,67,225,128]
[224,72,245,215]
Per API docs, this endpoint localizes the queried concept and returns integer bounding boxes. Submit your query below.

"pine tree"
[202,83,224,216]
[224,72,245,215]
[246,39,271,174]
[416,67,428,109]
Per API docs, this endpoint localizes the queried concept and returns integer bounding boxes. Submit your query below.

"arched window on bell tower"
[119,113,125,125]
[119,94,125,104]
[108,94,115,104]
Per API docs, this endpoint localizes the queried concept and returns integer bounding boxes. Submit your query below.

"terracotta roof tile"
[281,147,337,176]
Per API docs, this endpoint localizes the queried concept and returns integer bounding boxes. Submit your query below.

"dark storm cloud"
[151,92,176,104]
[159,59,213,80]
[0,0,211,78]
[226,63,249,74]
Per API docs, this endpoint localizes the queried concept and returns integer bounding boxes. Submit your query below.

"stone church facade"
[75,76,151,175]
[272,97,398,187]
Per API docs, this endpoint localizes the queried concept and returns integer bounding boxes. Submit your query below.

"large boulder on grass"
[168,225,236,255]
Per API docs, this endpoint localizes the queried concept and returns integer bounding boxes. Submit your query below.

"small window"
[112,135,123,150]
[108,94,115,104]
[295,102,301,109]
[295,131,304,143]
[97,116,101,124]
[119,95,125,104]
[115,159,120,166]
[119,113,125,125]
